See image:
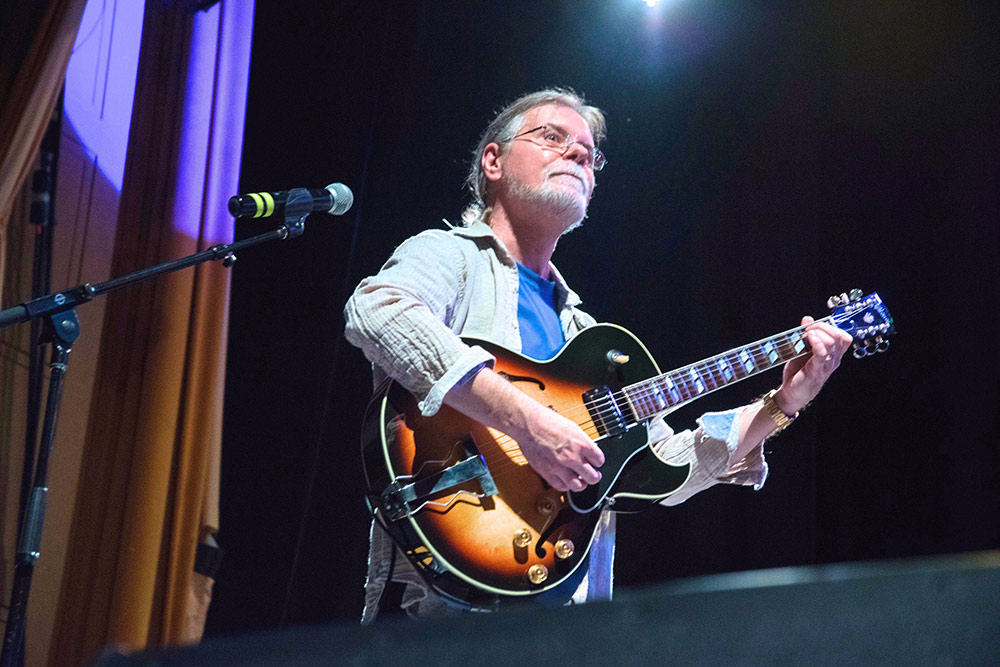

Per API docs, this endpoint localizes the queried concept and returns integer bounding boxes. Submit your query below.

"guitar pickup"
[380,454,499,521]
[582,386,628,437]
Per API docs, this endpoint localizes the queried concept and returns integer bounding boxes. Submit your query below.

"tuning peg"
[827,292,849,309]
[849,289,863,302]
[852,344,867,359]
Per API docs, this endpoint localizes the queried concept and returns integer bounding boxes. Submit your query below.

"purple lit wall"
[63,0,146,194]
[64,0,253,243]
[173,1,254,243]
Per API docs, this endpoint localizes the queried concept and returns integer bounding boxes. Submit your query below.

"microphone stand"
[0,196,314,667]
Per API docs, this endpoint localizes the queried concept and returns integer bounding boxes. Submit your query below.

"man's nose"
[563,140,593,168]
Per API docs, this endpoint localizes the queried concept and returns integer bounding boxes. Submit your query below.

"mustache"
[544,164,591,189]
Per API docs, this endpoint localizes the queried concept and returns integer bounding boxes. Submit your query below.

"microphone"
[228,183,354,219]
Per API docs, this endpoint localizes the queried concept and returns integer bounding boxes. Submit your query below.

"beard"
[503,165,592,234]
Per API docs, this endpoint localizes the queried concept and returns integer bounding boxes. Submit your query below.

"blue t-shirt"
[516,263,586,603]
[516,263,565,361]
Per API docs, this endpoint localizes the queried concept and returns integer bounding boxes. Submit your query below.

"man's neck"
[487,201,574,279]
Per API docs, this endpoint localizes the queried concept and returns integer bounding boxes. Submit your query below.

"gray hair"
[461,88,606,225]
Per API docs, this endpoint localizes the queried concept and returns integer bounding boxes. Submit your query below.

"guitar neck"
[623,316,833,422]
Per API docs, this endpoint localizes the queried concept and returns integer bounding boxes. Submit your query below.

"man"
[344,88,852,623]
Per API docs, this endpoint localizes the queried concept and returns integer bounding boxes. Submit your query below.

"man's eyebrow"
[548,122,595,149]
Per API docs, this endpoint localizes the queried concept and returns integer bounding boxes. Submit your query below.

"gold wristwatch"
[762,389,797,434]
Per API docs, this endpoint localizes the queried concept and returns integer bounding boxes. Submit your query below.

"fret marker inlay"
[664,377,680,403]
[791,331,805,354]
[689,368,705,393]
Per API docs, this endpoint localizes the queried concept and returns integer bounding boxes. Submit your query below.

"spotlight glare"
[643,0,661,6]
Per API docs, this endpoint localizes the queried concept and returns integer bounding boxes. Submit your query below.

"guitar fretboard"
[623,317,833,422]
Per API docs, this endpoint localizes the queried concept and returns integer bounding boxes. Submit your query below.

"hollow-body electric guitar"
[362,290,894,609]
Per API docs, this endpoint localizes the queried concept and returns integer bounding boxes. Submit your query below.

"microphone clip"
[279,188,314,238]
[281,188,320,224]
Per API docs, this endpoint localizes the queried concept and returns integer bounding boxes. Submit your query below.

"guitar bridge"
[582,386,628,437]
[379,454,498,521]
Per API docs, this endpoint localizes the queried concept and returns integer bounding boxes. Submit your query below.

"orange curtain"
[49,0,251,661]
[0,0,86,304]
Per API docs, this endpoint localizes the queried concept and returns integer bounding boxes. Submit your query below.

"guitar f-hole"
[497,371,546,390]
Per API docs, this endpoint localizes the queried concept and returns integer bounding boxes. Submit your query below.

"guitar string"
[459,330,821,478]
[474,309,885,480]
[484,316,844,440]
[547,322,820,424]
[465,321,834,475]
[407,314,871,482]
[578,313,857,417]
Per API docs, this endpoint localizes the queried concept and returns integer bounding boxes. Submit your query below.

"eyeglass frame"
[510,124,607,172]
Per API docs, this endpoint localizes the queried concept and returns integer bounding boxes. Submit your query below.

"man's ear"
[482,142,503,183]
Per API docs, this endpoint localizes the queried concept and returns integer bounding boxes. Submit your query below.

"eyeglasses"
[512,125,607,172]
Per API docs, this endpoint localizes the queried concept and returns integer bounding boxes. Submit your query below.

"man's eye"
[543,131,563,143]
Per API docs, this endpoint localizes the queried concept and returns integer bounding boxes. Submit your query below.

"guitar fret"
[709,359,722,385]
[776,333,796,363]
[640,382,663,419]
[625,323,840,421]
[717,355,735,382]
[620,390,639,423]
[661,376,681,405]
[751,343,770,370]
[697,363,715,391]
[763,339,779,365]
[688,367,706,395]
[617,296,893,425]
[642,385,660,416]
[644,384,665,413]
[673,371,694,401]
[631,387,652,418]
[663,375,685,403]
[789,330,806,355]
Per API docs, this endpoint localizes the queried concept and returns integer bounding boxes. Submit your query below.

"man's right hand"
[443,367,605,492]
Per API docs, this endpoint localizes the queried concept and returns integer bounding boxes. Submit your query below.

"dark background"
[206,0,1000,636]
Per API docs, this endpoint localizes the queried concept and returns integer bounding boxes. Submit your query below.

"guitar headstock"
[828,289,896,359]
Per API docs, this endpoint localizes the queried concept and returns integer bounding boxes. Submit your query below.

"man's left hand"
[774,316,853,415]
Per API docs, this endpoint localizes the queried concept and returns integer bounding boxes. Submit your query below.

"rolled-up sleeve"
[650,406,769,507]
[344,231,494,416]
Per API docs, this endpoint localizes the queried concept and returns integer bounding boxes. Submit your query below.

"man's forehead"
[521,104,593,141]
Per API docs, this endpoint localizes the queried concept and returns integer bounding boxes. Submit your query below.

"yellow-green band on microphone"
[247,192,276,218]
[248,193,265,218]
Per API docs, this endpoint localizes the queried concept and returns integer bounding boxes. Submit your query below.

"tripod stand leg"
[1,312,77,667]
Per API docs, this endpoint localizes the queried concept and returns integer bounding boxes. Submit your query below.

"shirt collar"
[447,218,583,309]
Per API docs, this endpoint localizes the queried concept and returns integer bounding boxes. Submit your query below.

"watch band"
[762,389,797,434]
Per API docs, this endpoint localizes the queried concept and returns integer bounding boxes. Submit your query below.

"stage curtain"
[0,0,85,305]
[48,0,252,662]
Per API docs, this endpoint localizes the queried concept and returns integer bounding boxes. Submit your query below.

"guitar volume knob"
[554,539,575,560]
[513,528,532,548]
[527,564,549,584]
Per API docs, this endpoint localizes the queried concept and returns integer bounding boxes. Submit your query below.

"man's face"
[497,104,597,227]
